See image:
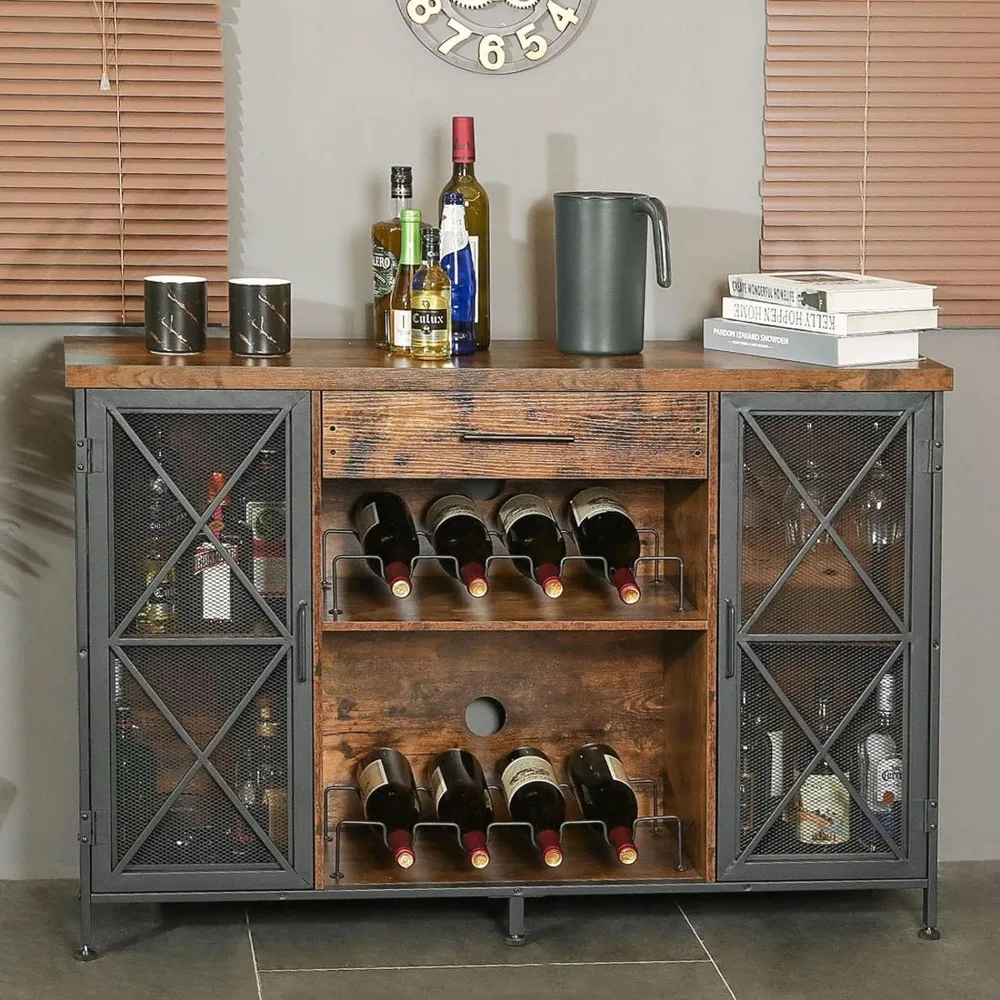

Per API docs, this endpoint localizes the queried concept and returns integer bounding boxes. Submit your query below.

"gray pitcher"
[554,192,672,356]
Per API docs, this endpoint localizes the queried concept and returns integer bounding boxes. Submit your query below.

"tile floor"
[1,863,997,999]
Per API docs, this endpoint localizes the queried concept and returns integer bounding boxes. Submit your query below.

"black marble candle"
[229,278,292,356]
[144,275,208,355]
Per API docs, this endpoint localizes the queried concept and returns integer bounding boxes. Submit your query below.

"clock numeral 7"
[547,1,579,32]
[439,17,473,55]
[406,0,442,26]
[516,23,548,61]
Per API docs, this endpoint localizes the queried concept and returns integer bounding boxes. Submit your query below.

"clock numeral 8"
[478,33,506,71]
[406,0,441,25]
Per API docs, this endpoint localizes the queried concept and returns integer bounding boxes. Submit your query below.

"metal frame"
[717,393,939,897]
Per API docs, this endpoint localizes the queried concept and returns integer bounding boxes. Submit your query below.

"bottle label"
[865,742,903,811]
[412,307,449,331]
[569,487,629,527]
[139,562,177,627]
[768,730,784,798]
[498,495,554,542]
[194,540,237,621]
[795,773,851,844]
[358,759,389,805]
[501,755,559,803]
[246,501,286,598]
[372,237,398,301]
[391,309,412,350]
[469,235,481,323]
[431,766,447,809]
[426,495,483,536]
[356,502,380,543]
[604,754,630,788]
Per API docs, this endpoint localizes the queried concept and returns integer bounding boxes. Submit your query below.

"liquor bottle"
[568,487,642,605]
[497,747,566,867]
[440,193,477,356]
[388,209,423,356]
[793,680,850,845]
[567,744,639,865]
[371,166,425,350]
[739,685,784,841]
[438,117,490,350]
[237,446,287,620]
[351,491,420,599]
[856,673,903,851]
[430,748,494,869]
[357,748,421,869]
[235,694,288,854]
[497,494,566,599]
[113,661,159,858]
[411,228,452,361]
[425,494,493,598]
[135,498,179,633]
[190,472,252,630]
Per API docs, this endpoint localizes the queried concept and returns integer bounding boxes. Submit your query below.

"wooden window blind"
[0,0,228,324]
[762,0,1000,327]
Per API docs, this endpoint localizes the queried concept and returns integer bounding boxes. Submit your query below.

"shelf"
[321,563,707,632]
[324,820,700,889]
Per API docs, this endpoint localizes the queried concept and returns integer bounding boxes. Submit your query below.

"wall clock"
[396,0,597,75]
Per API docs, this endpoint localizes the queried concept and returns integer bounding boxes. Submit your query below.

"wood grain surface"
[64,336,955,392]
[321,391,707,480]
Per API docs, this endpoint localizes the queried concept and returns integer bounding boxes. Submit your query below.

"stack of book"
[703,271,939,366]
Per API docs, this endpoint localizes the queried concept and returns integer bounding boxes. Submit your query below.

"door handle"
[461,433,576,444]
[295,600,309,684]
[724,599,737,679]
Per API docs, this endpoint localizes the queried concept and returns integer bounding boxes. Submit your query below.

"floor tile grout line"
[258,960,715,974]
[245,909,264,1000]
[676,903,739,1000]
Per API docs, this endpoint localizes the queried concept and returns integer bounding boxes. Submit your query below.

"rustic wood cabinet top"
[64,336,954,392]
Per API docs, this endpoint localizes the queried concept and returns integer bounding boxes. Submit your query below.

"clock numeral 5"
[439,17,473,55]
[547,1,579,32]
[516,23,548,61]
[406,0,442,26]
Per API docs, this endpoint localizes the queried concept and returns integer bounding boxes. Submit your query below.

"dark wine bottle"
[568,487,642,605]
[425,495,493,598]
[430,748,494,869]
[352,492,420,599]
[497,746,566,867]
[357,748,421,868]
[567,743,639,865]
[497,495,566,599]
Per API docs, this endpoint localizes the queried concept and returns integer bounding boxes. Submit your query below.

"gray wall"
[0,0,995,877]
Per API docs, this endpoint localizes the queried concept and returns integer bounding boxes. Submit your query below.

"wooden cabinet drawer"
[321,391,708,479]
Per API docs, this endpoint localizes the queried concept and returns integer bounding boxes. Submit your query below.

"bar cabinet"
[65,338,952,958]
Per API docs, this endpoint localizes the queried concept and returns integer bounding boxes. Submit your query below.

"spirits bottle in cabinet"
[235,447,287,620]
[498,494,566,599]
[431,749,494,869]
[567,744,639,865]
[135,497,179,634]
[113,661,159,858]
[235,694,288,854]
[739,686,784,840]
[425,495,493,598]
[357,748,421,869]
[388,209,423,356]
[498,747,566,867]
[352,492,421,599]
[568,487,643,605]
[411,228,452,361]
[856,673,903,851]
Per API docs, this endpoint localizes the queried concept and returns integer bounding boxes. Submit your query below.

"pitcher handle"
[634,196,672,288]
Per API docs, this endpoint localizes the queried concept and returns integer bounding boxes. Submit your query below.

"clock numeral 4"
[439,17,473,55]
[406,0,442,26]
[547,1,579,32]
[516,23,548,61]
[479,33,507,71]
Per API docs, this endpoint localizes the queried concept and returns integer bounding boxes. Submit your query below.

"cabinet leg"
[504,895,527,947]
[919,882,941,941]
[73,844,100,961]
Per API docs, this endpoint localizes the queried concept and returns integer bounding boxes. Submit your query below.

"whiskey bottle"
[440,193,477,356]
[372,166,421,350]
[388,209,423,356]
[439,117,490,350]
[411,228,452,361]
[135,498,179,634]
[235,694,288,853]
[856,673,903,850]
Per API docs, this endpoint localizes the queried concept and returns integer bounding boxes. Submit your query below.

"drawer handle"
[461,433,576,444]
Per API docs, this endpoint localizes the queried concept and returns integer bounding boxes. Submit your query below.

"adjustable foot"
[73,946,100,962]
[504,894,527,947]
[919,927,941,941]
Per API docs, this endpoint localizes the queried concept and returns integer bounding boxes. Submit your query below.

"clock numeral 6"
[516,23,548,61]
[547,1,579,32]
[478,33,506,71]
[406,0,441,25]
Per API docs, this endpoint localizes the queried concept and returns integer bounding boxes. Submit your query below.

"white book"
[722,297,939,336]
[704,318,920,367]
[728,271,936,313]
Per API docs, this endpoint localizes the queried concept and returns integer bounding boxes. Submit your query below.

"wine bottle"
[388,209,423,356]
[438,116,490,350]
[430,748,494,869]
[739,685,782,842]
[357,748,421,869]
[425,494,493,598]
[497,494,566,599]
[568,487,642,605]
[856,673,903,851]
[567,744,639,865]
[351,492,420,599]
[497,747,566,867]
[440,193,477,356]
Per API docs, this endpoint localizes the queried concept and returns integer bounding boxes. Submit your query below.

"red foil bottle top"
[611,568,642,606]
[462,830,491,869]
[536,829,564,868]
[452,116,476,164]
[385,561,413,599]
[388,829,415,869]
[609,826,639,865]
[461,562,489,599]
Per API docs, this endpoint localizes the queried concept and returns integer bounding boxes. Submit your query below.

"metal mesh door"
[720,394,934,881]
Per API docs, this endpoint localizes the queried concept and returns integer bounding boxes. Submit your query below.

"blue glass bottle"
[440,193,477,356]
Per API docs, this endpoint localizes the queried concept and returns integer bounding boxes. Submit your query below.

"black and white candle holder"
[229,278,292,357]
[144,275,208,355]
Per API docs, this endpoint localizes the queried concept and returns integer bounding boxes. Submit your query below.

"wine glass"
[783,420,830,548]
[853,421,903,554]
